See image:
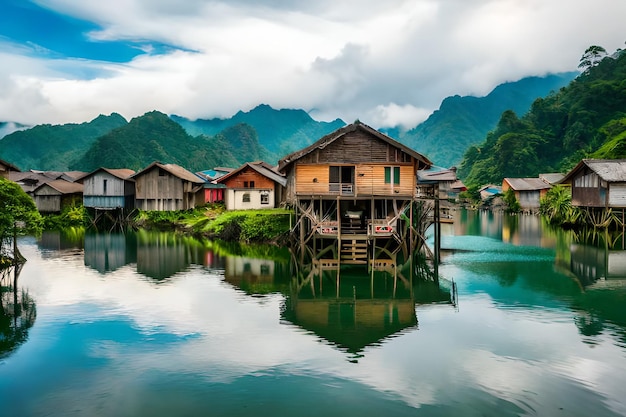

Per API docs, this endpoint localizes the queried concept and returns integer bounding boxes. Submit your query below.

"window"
[243,181,255,188]
[242,193,251,203]
[250,181,255,188]
[243,181,248,188]
[103,179,108,195]
[384,167,400,184]
[261,193,269,205]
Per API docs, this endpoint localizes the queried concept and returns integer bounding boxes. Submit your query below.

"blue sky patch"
[0,0,180,63]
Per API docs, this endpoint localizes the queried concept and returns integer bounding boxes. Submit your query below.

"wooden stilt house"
[277,121,432,267]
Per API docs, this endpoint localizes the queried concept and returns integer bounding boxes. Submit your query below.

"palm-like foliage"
[540,185,581,226]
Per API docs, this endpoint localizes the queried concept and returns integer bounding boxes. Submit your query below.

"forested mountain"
[171,104,346,161]
[71,111,265,172]
[458,46,626,187]
[0,113,127,171]
[397,73,577,168]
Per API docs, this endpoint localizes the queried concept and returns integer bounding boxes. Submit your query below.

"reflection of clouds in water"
[15,240,626,415]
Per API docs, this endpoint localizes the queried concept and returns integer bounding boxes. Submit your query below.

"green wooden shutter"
[384,167,391,183]
[394,167,400,184]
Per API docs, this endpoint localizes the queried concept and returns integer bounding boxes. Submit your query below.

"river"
[1,210,625,416]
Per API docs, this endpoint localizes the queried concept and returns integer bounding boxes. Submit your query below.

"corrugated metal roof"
[539,173,564,184]
[584,160,626,182]
[504,178,551,191]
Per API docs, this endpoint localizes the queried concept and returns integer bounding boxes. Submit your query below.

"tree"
[578,45,608,73]
[0,178,42,263]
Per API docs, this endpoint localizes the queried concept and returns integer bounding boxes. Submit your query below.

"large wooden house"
[560,159,626,209]
[277,121,432,266]
[79,168,136,210]
[132,162,205,211]
[215,161,286,210]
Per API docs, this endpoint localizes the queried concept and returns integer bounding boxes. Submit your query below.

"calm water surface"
[1,211,626,416]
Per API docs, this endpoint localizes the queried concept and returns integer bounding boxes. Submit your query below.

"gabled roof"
[132,162,205,184]
[215,161,287,187]
[33,179,83,195]
[277,121,432,172]
[78,167,136,182]
[561,159,626,183]
[503,177,552,191]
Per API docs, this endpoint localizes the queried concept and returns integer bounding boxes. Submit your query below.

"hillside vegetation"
[0,113,127,170]
[171,104,346,162]
[458,46,626,187]
[71,111,263,172]
[398,73,576,168]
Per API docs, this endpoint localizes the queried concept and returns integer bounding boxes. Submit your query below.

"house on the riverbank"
[277,121,432,267]
[31,179,83,213]
[560,159,626,209]
[132,162,205,211]
[79,168,136,210]
[502,177,552,212]
[215,161,286,210]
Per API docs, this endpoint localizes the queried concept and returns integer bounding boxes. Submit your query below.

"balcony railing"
[329,183,354,195]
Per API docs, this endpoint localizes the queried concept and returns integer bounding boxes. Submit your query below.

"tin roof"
[503,178,551,191]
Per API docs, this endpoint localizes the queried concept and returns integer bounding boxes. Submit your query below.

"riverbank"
[41,204,293,244]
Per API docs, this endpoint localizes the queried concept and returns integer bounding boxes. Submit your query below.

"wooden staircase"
[340,239,369,264]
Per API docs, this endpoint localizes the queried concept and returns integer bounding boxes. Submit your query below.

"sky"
[1,0,625,131]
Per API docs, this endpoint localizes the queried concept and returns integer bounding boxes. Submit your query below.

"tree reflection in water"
[0,264,36,359]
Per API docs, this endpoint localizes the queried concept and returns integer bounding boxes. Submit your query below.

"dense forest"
[0,106,343,172]
[458,45,626,187]
[396,73,576,169]
[171,104,346,161]
[70,111,268,172]
[0,113,127,171]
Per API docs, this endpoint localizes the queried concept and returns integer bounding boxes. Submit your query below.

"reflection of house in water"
[570,244,626,287]
[223,256,290,294]
[501,215,557,248]
[37,231,84,255]
[136,232,193,280]
[84,233,137,273]
[134,231,220,280]
[282,265,454,355]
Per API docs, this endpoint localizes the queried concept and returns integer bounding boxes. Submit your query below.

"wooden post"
[434,197,440,278]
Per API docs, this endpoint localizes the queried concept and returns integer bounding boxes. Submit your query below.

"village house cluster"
[2,122,625,225]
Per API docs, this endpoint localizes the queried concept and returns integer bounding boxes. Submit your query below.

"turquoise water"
[1,212,626,416]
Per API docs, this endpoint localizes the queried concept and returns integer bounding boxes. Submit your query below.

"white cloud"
[2,0,626,126]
